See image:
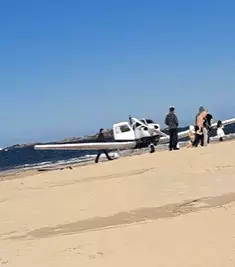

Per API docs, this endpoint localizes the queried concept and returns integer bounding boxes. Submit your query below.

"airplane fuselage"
[113,117,166,149]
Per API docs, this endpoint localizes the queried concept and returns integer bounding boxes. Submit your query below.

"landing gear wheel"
[149,143,155,153]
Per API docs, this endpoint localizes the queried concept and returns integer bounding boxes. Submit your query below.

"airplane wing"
[34,141,136,151]
[34,118,235,151]
[158,117,235,144]
[158,130,189,143]
[211,118,235,127]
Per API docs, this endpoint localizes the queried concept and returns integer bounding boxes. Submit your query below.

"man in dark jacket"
[165,106,179,151]
[95,128,113,163]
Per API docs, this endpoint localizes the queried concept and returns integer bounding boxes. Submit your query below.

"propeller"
[131,118,168,137]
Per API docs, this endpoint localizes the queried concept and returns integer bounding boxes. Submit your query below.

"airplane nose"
[148,124,155,134]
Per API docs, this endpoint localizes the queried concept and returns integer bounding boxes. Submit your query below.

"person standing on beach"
[217,120,225,141]
[195,106,204,146]
[95,128,113,163]
[165,106,179,151]
[203,113,213,144]
[195,106,205,125]
[196,107,208,146]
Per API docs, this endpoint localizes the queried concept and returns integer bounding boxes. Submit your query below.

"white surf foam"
[12,152,119,171]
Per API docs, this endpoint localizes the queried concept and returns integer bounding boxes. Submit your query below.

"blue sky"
[0,0,235,146]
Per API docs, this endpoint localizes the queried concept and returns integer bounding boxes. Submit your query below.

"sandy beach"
[1,140,235,266]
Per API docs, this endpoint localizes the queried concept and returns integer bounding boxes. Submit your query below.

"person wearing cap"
[164,106,179,151]
[95,128,113,163]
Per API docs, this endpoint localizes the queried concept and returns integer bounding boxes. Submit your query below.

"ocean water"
[0,148,95,172]
[1,124,235,172]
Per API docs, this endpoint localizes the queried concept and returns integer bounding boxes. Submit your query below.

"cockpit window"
[140,119,154,124]
[145,119,154,124]
[132,122,141,130]
[120,125,131,132]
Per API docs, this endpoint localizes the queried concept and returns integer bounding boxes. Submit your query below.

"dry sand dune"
[1,141,235,266]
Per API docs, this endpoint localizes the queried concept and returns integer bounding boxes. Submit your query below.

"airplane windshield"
[140,119,154,124]
[120,125,131,132]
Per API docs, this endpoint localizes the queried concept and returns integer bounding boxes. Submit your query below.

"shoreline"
[1,136,234,182]
[0,147,151,181]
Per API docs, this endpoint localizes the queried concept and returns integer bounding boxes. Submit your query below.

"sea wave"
[10,152,120,171]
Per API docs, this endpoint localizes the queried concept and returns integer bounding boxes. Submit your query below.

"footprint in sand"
[89,251,105,259]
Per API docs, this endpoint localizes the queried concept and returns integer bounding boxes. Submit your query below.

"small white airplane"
[34,116,235,152]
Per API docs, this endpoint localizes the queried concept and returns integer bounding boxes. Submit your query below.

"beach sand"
[1,140,235,266]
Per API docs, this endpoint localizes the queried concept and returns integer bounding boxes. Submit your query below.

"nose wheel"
[149,143,155,153]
